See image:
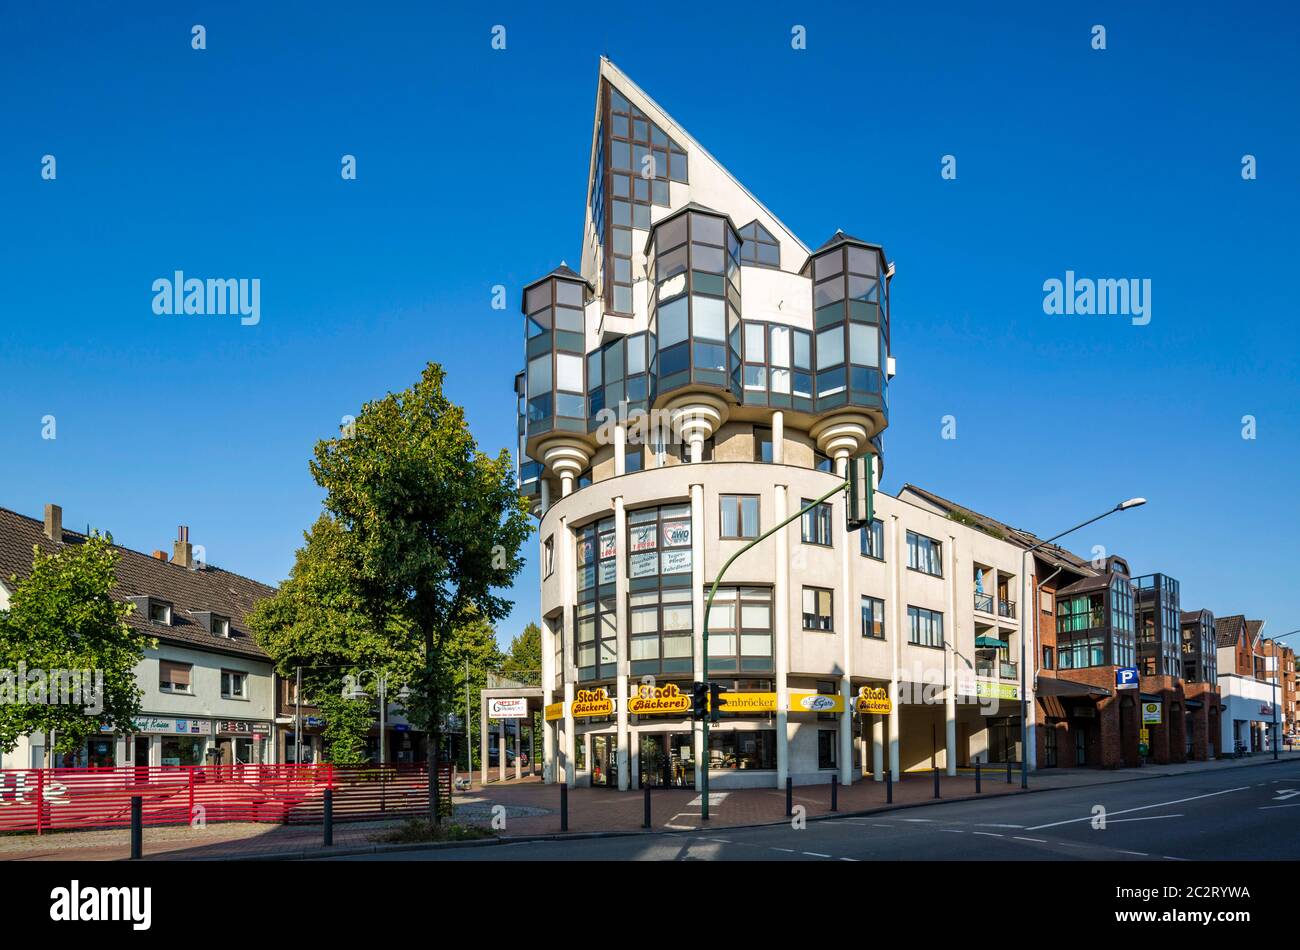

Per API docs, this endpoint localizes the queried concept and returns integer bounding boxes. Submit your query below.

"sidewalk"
[2,752,1293,860]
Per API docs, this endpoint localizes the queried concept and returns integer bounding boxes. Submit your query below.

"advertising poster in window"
[599,558,617,584]
[577,564,595,591]
[599,531,617,560]
[577,537,594,565]
[630,551,659,578]
[629,523,657,553]
[660,548,692,575]
[662,519,691,548]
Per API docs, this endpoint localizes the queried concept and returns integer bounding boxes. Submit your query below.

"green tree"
[501,622,542,685]
[0,534,151,762]
[309,363,531,822]
[247,514,419,763]
[445,610,504,772]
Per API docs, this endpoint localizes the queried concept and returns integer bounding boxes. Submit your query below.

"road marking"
[1163,856,1191,861]
[705,837,732,843]
[940,829,965,834]
[1105,814,1183,823]
[975,823,1024,829]
[1116,850,1149,856]
[1013,836,1047,843]
[1259,802,1300,810]
[771,847,796,853]
[839,857,860,862]
[803,851,832,858]
[972,831,1003,838]
[1271,789,1300,800]
[900,818,934,822]
[1026,786,1251,830]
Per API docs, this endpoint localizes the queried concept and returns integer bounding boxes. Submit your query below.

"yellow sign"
[788,691,844,714]
[1142,702,1162,725]
[855,686,893,715]
[974,680,1021,701]
[544,701,564,722]
[572,688,615,718]
[1139,727,1150,742]
[628,683,691,716]
[716,692,777,714]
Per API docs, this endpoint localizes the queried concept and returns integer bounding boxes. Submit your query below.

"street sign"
[487,697,529,719]
[1116,667,1139,690]
[1142,701,1162,724]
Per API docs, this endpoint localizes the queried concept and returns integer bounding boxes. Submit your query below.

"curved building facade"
[517,59,1032,790]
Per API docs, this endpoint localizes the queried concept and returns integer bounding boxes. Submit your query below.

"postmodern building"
[0,504,277,768]
[517,59,1036,791]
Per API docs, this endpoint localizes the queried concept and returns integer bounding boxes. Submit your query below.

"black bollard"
[975,760,981,794]
[643,783,651,829]
[560,781,569,832]
[933,767,941,799]
[1006,759,1013,784]
[830,774,838,812]
[323,789,333,847]
[886,768,893,804]
[130,796,142,860]
[785,776,793,817]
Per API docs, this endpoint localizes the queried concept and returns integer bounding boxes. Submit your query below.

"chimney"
[172,525,193,569]
[43,504,62,542]
[152,550,168,561]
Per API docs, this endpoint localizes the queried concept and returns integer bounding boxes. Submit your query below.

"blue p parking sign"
[1116,667,1139,689]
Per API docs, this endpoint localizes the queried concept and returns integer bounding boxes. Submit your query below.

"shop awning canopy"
[975,635,1005,648]
[1036,677,1112,699]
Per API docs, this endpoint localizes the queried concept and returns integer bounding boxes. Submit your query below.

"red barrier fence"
[0,763,454,834]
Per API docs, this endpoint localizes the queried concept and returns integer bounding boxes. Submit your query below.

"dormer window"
[148,600,172,625]
[738,220,780,268]
[193,611,232,637]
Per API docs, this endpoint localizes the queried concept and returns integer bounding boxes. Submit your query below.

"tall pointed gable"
[581,58,808,312]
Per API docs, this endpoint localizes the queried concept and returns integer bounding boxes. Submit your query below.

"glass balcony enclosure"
[523,271,590,438]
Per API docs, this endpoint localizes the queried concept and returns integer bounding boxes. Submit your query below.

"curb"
[162,756,1299,861]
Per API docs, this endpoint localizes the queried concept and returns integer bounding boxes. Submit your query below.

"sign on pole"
[847,454,874,531]
[1115,667,1139,690]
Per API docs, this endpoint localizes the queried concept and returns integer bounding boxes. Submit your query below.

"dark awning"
[1037,676,1112,699]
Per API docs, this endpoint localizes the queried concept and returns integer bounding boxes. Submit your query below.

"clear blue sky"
[2,1,1297,648]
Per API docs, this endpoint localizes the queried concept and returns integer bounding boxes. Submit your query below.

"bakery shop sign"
[572,688,615,718]
[855,686,893,715]
[628,683,691,716]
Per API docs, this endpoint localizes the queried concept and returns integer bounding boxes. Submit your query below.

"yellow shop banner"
[855,686,893,715]
[572,688,615,718]
[544,701,565,722]
[788,691,844,714]
[628,683,692,715]
[716,692,777,713]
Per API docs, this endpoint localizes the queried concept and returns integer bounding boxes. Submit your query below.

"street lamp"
[344,670,407,766]
[1018,497,1146,789]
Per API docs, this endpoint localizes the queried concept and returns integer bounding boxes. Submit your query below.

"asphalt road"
[323,760,1300,862]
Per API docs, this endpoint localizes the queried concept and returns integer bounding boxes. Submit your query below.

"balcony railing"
[974,592,994,613]
[1000,661,1018,680]
[998,599,1017,619]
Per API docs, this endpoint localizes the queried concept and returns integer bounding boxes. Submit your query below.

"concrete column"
[945,533,958,776]
[872,716,884,780]
[499,730,507,783]
[530,715,537,777]
[691,480,707,791]
[835,451,854,786]
[561,474,574,496]
[560,514,577,788]
[614,495,630,791]
[774,484,791,788]
[689,436,703,464]
[480,692,489,787]
[614,423,627,477]
[514,722,521,780]
[540,477,551,516]
[888,513,902,778]
[563,680,576,788]
[771,410,784,464]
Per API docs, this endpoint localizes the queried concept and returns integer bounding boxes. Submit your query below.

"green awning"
[975,635,1005,648]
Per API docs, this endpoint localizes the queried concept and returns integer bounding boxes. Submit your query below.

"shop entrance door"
[591,735,618,787]
[640,735,669,787]
[134,736,151,780]
[669,733,695,787]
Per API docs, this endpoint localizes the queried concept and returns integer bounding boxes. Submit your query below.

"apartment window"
[906,531,943,576]
[221,670,247,699]
[544,536,555,578]
[706,587,773,674]
[738,220,780,268]
[802,587,833,632]
[753,426,774,463]
[708,729,777,770]
[858,518,884,560]
[576,517,618,681]
[1042,646,1054,670]
[159,660,192,694]
[720,494,759,539]
[625,447,644,473]
[1040,589,1053,614]
[211,615,231,637]
[816,680,838,722]
[861,596,885,639]
[801,499,833,547]
[148,601,173,625]
[627,504,694,677]
[907,606,944,649]
[817,729,838,769]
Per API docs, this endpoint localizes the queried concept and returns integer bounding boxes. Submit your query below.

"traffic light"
[846,453,874,531]
[692,681,709,720]
[709,682,727,724]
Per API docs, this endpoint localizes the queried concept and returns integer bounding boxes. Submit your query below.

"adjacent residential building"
[1215,615,1280,753]
[518,59,1037,791]
[0,504,277,768]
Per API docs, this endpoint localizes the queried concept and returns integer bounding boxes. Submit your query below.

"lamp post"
[344,671,412,766]
[1018,497,1146,789]
[1265,629,1300,759]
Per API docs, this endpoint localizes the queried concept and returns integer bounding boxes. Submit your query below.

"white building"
[0,504,277,769]
[516,59,1036,791]
[1216,674,1280,756]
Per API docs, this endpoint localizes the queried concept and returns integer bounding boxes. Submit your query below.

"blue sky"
[2,1,1298,647]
